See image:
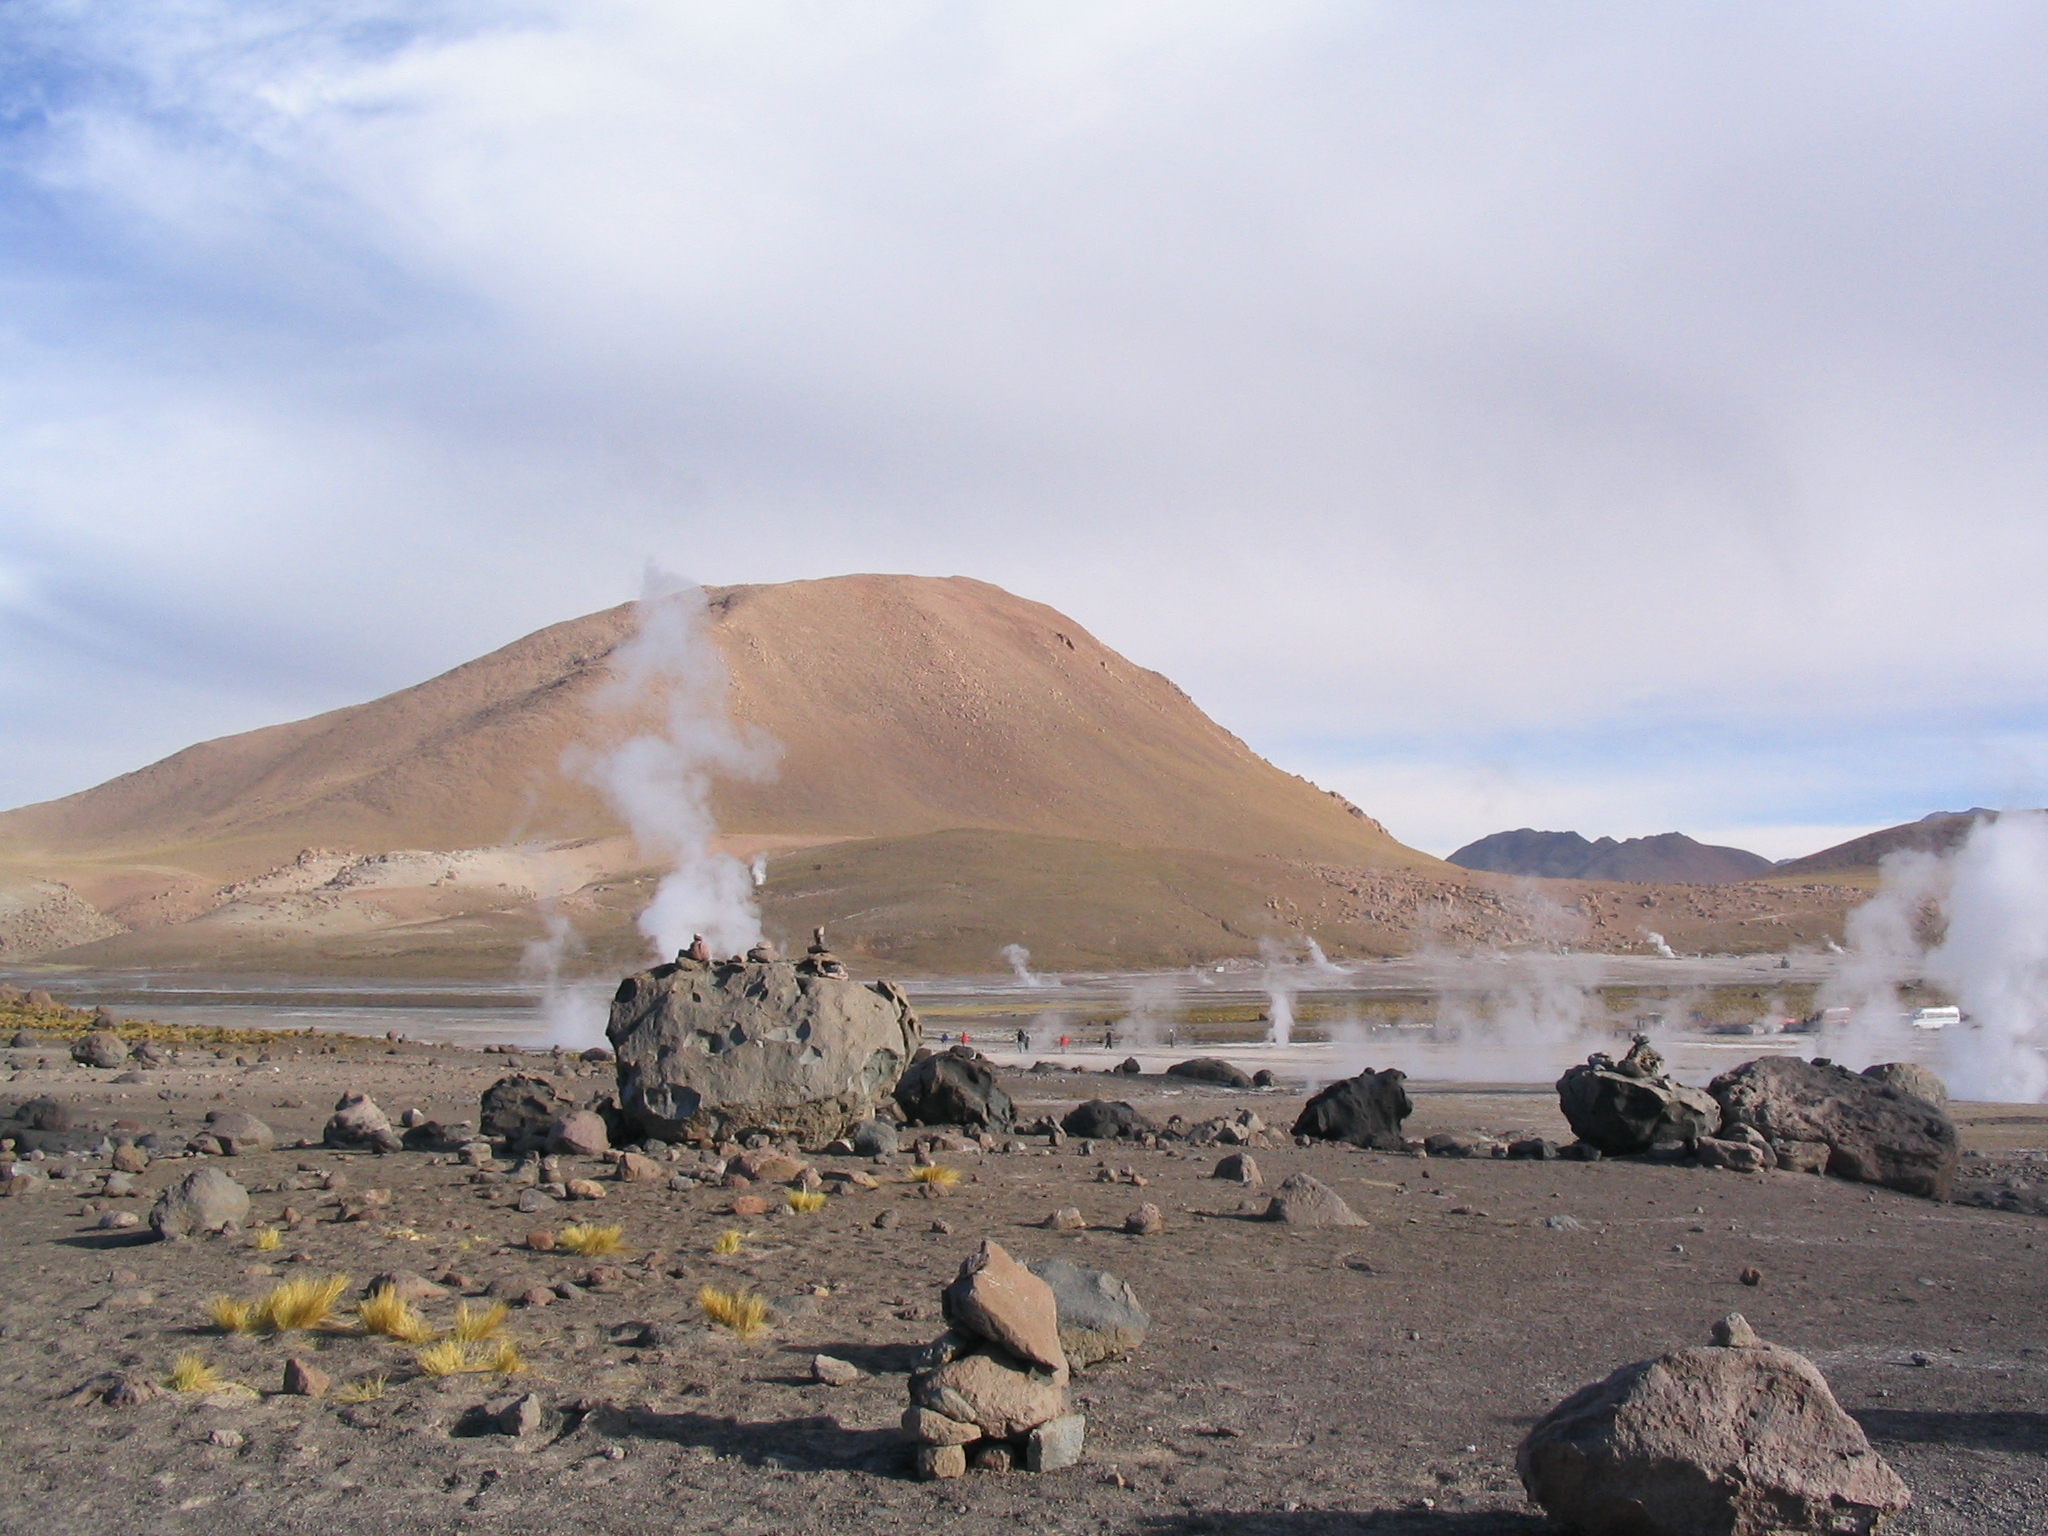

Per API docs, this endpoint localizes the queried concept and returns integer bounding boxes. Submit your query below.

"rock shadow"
[607,1406,906,1474]
[1854,1408,2048,1453]
[1135,1513,1558,1535]
[776,1340,929,1376]
[54,1230,157,1251]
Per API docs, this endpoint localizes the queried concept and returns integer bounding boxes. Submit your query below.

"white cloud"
[1,1,2045,852]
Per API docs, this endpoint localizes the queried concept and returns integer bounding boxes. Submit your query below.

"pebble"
[811,1355,862,1387]
[282,1357,331,1398]
[930,1220,953,1234]
[96,1210,140,1230]
[207,1429,245,1449]
[916,1444,968,1480]
[872,1209,898,1229]
[1740,1266,1764,1286]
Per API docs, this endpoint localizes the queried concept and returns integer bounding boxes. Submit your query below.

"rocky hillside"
[1448,829,1773,884]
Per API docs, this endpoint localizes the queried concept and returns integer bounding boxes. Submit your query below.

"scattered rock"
[150,1167,251,1238]
[102,1373,157,1408]
[1044,1207,1086,1231]
[1026,1412,1087,1472]
[71,1032,129,1070]
[1027,1258,1149,1366]
[480,1075,570,1152]
[203,1111,275,1156]
[1292,1068,1412,1149]
[1696,1136,1770,1173]
[608,959,920,1143]
[811,1354,862,1386]
[366,1270,448,1303]
[1422,1132,1490,1158]
[515,1188,555,1214]
[1166,1058,1254,1089]
[1517,1315,1911,1536]
[282,1357,331,1397]
[873,1208,898,1229]
[736,1149,809,1183]
[731,1195,772,1217]
[1212,1152,1261,1184]
[96,1210,140,1230]
[564,1177,607,1201]
[496,1392,546,1437]
[1263,1172,1368,1227]
[1508,1137,1560,1161]
[1740,1267,1763,1287]
[547,1111,611,1158]
[1712,1056,1959,1199]
[850,1118,901,1157]
[1556,1037,1719,1155]
[323,1093,402,1154]
[1773,1140,1831,1175]
[1124,1203,1164,1235]
[613,1151,663,1182]
[1060,1100,1154,1140]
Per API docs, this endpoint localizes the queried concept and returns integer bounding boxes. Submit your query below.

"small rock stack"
[904,1240,1085,1479]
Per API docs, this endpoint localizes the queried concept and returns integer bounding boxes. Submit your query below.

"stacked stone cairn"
[904,1240,1086,1478]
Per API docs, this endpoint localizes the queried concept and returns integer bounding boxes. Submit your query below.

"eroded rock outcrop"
[1711,1056,1959,1199]
[607,951,919,1144]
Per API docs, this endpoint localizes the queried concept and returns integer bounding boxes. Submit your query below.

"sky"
[2,2,2044,861]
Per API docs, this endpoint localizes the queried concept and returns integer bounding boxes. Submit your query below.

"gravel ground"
[0,1037,2043,1536]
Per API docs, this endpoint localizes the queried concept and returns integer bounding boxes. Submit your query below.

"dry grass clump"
[251,1227,283,1252]
[256,1274,350,1333]
[165,1354,222,1393]
[333,1373,388,1404]
[357,1287,435,1344]
[414,1339,525,1377]
[207,1295,257,1334]
[783,1189,828,1214]
[698,1284,769,1341]
[556,1222,625,1258]
[711,1228,743,1255]
[450,1300,507,1343]
[207,1274,350,1336]
[907,1163,961,1186]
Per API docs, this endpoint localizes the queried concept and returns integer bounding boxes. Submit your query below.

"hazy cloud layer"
[2,3,2043,857]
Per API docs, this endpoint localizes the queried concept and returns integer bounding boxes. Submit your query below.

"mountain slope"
[0,575,1422,876]
[1774,809,2002,878]
[1447,829,1773,883]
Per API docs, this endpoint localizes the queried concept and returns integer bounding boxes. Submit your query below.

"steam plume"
[1001,944,1054,988]
[567,570,778,960]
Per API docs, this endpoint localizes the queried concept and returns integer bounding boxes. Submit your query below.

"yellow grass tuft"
[255,1274,351,1333]
[450,1300,508,1343]
[207,1295,257,1334]
[908,1163,961,1186]
[783,1189,828,1214]
[556,1222,625,1258]
[251,1227,282,1252]
[333,1373,388,1404]
[711,1228,743,1255]
[165,1354,222,1393]
[357,1286,436,1344]
[484,1340,527,1374]
[698,1284,769,1340]
[413,1339,473,1377]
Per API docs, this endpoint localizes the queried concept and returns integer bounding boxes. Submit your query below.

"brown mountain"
[1447,829,1773,883]
[1774,809,2003,878]
[0,575,1447,972]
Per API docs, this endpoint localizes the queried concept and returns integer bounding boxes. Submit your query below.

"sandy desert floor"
[1,1032,2044,1536]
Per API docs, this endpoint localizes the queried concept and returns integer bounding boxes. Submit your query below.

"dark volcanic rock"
[1165,1058,1254,1089]
[894,1051,1014,1131]
[480,1075,569,1152]
[1711,1055,1959,1200]
[1556,1038,1718,1156]
[1518,1315,1910,1536]
[1291,1068,1411,1149]
[608,958,920,1144]
[1060,1099,1155,1140]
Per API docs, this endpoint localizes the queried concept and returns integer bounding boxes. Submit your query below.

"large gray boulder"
[1860,1061,1948,1106]
[1557,1037,1718,1155]
[607,957,919,1144]
[1518,1315,1910,1535]
[150,1167,250,1238]
[1027,1258,1149,1367]
[1165,1058,1254,1089]
[480,1074,569,1152]
[1711,1056,1959,1200]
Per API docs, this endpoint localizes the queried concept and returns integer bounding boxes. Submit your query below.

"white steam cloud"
[567,570,779,961]
[1001,944,1055,989]
[1821,811,2048,1102]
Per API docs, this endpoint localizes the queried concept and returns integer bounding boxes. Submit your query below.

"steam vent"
[606,930,921,1144]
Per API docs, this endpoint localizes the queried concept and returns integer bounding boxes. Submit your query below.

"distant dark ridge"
[1447,828,1774,884]
[1775,809,2005,877]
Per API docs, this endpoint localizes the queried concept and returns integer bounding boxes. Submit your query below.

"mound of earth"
[1448,829,1773,884]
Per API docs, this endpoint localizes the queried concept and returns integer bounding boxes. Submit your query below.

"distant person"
[1059,1034,1070,1049]
[1016,1027,1028,1049]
